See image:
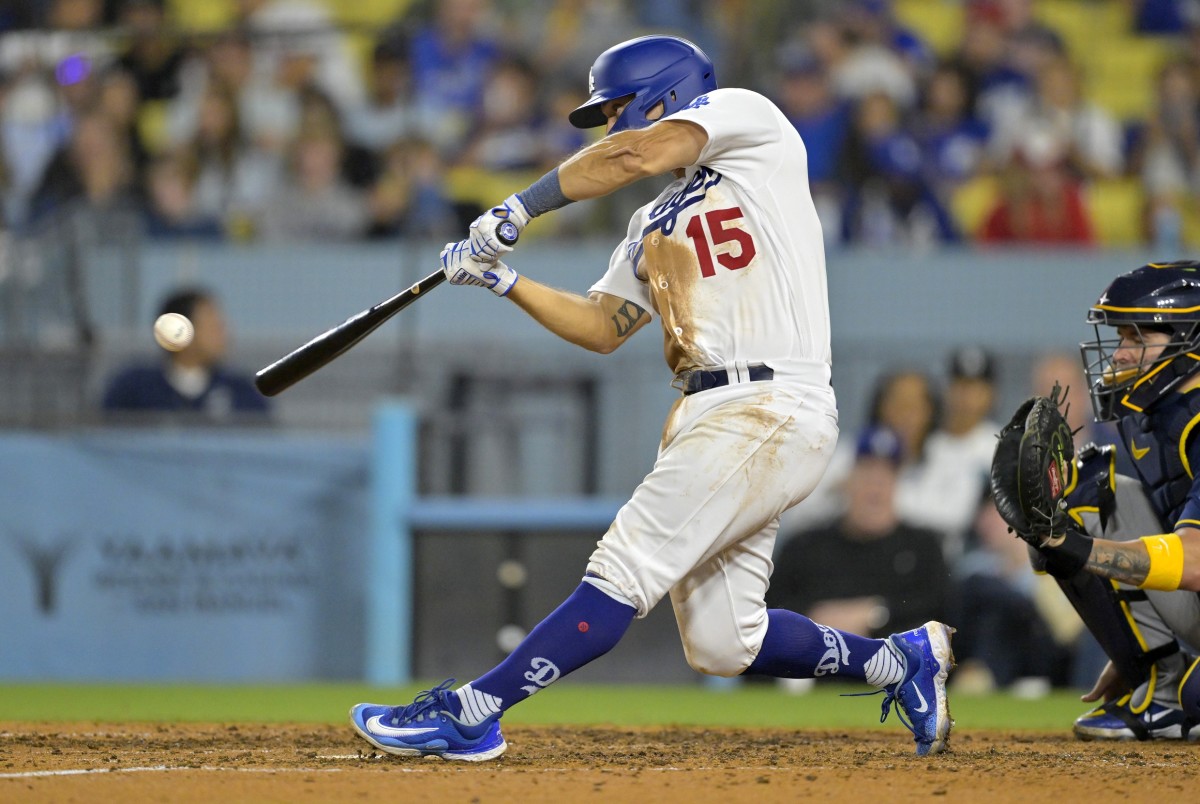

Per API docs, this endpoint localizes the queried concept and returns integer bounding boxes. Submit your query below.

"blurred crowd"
[2,0,1200,247]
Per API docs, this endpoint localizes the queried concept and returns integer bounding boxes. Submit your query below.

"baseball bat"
[254,224,519,397]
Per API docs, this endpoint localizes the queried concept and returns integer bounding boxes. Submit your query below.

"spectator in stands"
[783,368,941,535]
[1128,58,1200,249]
[365,136,459,239]
[28,109,137,223]
[343,34,419,152]
[912,62,991,201]
[837,90,959,245]
[458,56,546,172]
[776,54,850,247]
[98,67,149,174]
[113,0,185,103]
[141,150,223,239]
[904,346,1001,560]
[811,7,918,110]
[236,0,365,113]
[978,127,1095,244]
[101,287,270,421]
[258,125,368,241]
[169,29,299,157]
[992,55,1125,181]
[296,85,375,188]
[182,81,280,240]
[947,7,1031,129]
[407,0,503,157]
[950,488,1083,694]
[769,425,948,640]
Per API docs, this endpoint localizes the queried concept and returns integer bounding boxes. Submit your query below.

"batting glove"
[469,193,530,260]
[440,240,519,297]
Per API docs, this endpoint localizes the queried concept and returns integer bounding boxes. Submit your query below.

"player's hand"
[1080,661,1128,703]
[469,193,530,260]
[440,240,519,297]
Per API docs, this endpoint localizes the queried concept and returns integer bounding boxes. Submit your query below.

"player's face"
[601,95,665,133]
[1112,324,1171,372]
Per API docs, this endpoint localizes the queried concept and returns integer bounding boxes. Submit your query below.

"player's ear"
[646,101,666,121]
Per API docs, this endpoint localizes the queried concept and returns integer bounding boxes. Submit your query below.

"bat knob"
[497,221,520,246]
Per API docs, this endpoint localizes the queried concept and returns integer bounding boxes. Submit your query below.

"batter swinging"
[350,34,955,760]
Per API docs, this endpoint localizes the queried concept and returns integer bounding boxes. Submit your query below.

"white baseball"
[154,313,194,351]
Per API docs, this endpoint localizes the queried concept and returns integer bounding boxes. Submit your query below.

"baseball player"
[350,35,955,760]
[991,261,1200,740]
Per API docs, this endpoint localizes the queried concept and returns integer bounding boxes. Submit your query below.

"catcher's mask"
[568,35,717,134]
[1081,261,1200,421]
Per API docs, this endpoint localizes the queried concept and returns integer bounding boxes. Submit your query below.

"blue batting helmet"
[568,35,717,134]
[1081,261,1200,421]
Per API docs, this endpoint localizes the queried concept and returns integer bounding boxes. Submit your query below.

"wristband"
[517,166,573,218]
[1138,533,1185,591]
[1038,528,1091,579]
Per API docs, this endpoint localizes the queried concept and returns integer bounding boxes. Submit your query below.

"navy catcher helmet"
[1081,261,1200,421]
[568,35,717,134]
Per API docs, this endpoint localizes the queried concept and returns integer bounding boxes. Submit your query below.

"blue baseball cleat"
[350,679,507,761]
[1073,697,1193,741]
[880,622,956,756]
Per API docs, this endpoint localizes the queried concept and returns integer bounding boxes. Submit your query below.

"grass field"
[0,681,1092,730]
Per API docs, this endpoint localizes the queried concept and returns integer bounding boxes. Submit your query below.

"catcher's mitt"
[990,383,1077,545]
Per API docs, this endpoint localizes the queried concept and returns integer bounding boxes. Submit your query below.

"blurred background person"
[769,425,949,641]
[140,149,223,239]
[180,81,281,239]
[257,123,368,241]
[101,287,270,421]
[837,90,959,247]
[774,54,850,248]
[949,489,1090,695]
[903,346,1001,561]
[978,127,1095,245]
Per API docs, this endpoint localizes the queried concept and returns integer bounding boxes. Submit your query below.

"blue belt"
[679,363,774,396]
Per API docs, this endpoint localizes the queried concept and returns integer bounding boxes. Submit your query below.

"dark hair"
[157,287,214,321]
[866,370,942,459]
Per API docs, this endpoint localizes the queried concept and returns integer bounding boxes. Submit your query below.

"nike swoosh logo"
[1132,442,1150,460]
[911,684,929,713]
[365,715,438,738]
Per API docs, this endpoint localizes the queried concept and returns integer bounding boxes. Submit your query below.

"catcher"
[991,260,1200,741]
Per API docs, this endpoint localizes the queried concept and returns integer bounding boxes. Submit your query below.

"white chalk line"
[0,764,814,780]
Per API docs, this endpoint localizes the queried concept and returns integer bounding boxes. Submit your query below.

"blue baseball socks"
[745,609,905,687]
[451,580,637,725]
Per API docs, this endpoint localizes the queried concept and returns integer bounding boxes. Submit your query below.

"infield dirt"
[2,722,1196,802]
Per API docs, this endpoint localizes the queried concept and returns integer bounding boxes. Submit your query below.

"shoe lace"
[841,686,919,740]
[387,678,456,726]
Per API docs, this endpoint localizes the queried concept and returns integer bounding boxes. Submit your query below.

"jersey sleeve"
[661,88,785,180]
[588,208,655,317]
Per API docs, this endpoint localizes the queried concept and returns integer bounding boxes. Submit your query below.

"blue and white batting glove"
[469,193,531,260]
[440,240,519,297]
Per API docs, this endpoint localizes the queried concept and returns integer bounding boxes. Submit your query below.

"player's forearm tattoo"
[1086,542,1151,586]
[611,301,645,337]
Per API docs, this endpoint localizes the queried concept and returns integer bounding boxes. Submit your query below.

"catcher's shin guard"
[1044,559,1184,707]
[1181,656,1200,724]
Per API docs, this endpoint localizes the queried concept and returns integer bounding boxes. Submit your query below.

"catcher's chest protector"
[1116,390,1200,526]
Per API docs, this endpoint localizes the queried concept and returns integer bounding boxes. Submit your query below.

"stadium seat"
[949,175,1001,239]
[1084,38,1170,121]
[892,0,964,56]
[1086,178,1146,246]
[166,0,238,33]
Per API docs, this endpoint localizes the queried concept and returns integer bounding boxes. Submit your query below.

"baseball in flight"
[154,313,194,351]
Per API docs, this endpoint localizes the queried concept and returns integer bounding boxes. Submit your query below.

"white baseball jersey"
[584,87,840,676]
[590,87,831,381]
